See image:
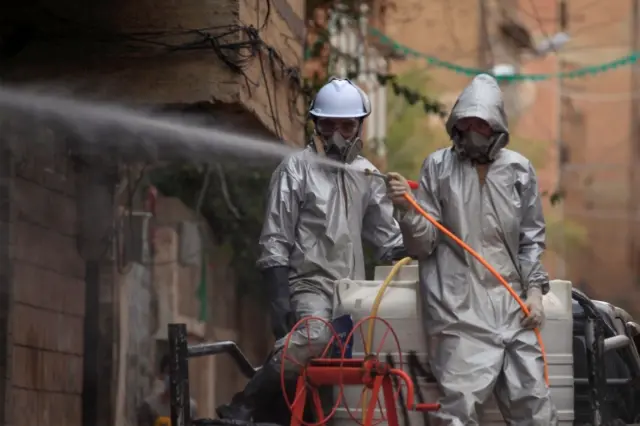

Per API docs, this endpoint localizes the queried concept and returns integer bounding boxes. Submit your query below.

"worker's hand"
[521,286,544,329]
[263,266,294,340]
[271,299,295,340]
[386,172,414,210]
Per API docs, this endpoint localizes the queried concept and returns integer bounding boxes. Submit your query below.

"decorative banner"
[369,73,447,118]
[369,28,640,81]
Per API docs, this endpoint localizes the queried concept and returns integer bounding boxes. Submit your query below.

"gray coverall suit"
[398,75,558,425]
[258,145,404,366]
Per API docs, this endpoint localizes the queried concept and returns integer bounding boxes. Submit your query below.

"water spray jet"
[0,85,348,172]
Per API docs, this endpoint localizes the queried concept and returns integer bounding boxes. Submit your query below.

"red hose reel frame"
[279,315,440,426]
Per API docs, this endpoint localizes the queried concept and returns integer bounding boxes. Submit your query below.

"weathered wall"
[0,0,305,423]
[6,142,85,426]
[239,0,306,144]
[117,264,154,426]
[150,195,271,416]
[386,0,481,96]
[515,0,640,313]
[0,0,306,144]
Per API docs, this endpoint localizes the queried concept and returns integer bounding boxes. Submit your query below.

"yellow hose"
[361,256,413,423]
[365,256,414,352]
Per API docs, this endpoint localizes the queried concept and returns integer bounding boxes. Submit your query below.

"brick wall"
[516,0,640,312]
[384,0,640,314]
[8,148,85,426]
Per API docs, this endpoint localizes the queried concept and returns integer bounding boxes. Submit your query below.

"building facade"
[384,0,640,315]
[0,0,305,425]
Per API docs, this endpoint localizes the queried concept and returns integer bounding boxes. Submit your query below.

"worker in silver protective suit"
[216,77,405,422]
[386,74,557,425]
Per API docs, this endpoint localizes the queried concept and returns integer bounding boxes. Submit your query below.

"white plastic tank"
[332,261,430,426]
[332,262,574,426]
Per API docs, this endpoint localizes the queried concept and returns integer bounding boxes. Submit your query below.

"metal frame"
[168,323,258,426]
[288,358,439,426]
[570,289,640,425]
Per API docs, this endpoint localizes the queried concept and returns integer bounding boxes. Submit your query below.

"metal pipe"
[364,168,388,181]
[630,0,640,294]
[187,341,257,378]
[169,324,191,426]
[603,335,631,352]
[555,0,568,278]
[364,168,419,189]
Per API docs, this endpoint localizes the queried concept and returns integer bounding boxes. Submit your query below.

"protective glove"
[521,286,544,329]
[380,245,411,262]
[263,266,294,340]
[386,172,414,211]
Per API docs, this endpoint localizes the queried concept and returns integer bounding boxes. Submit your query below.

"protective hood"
[445,74,510,145]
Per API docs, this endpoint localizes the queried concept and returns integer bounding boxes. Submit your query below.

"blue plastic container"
[330,314,354,359]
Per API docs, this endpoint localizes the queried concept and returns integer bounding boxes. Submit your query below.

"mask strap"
[343,137,363,164]
[487,133,507,159]
[311,133,326,157]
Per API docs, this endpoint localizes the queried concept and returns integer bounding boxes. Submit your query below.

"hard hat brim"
[309,110,370,119]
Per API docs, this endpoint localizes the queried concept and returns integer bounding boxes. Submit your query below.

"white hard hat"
[309,77,371,119]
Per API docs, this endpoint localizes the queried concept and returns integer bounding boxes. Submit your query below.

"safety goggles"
[316,118,359,136]
[455,117,493,136]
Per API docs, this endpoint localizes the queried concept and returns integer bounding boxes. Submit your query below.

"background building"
[383,0,640,315]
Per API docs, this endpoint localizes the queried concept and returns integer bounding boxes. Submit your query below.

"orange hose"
[403,193,550,386]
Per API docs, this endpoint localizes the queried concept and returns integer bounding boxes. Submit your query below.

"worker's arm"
[362,167,407,261]
[257,159,304,269]
[518,161,550,295]
[256,158,304,339]
[391,157,442,259]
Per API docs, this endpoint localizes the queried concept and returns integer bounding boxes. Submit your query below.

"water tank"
[332,262,574,426]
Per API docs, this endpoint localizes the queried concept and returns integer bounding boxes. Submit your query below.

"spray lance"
[363,168,549,386]
[364,168,419,190]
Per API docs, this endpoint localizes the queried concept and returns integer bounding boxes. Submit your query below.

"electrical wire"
[258,0,272,30]
[30,10,310,134]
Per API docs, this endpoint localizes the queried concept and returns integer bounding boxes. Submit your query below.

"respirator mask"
[452,122,507,164]
[308,77,371,164]
[315,117,363,164]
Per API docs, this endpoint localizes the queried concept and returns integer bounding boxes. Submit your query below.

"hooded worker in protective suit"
[216,77,406,422]
[386,74,557,425]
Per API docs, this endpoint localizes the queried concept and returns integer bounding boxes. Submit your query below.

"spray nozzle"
[364,168,419,190]
[364,168,388,181]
